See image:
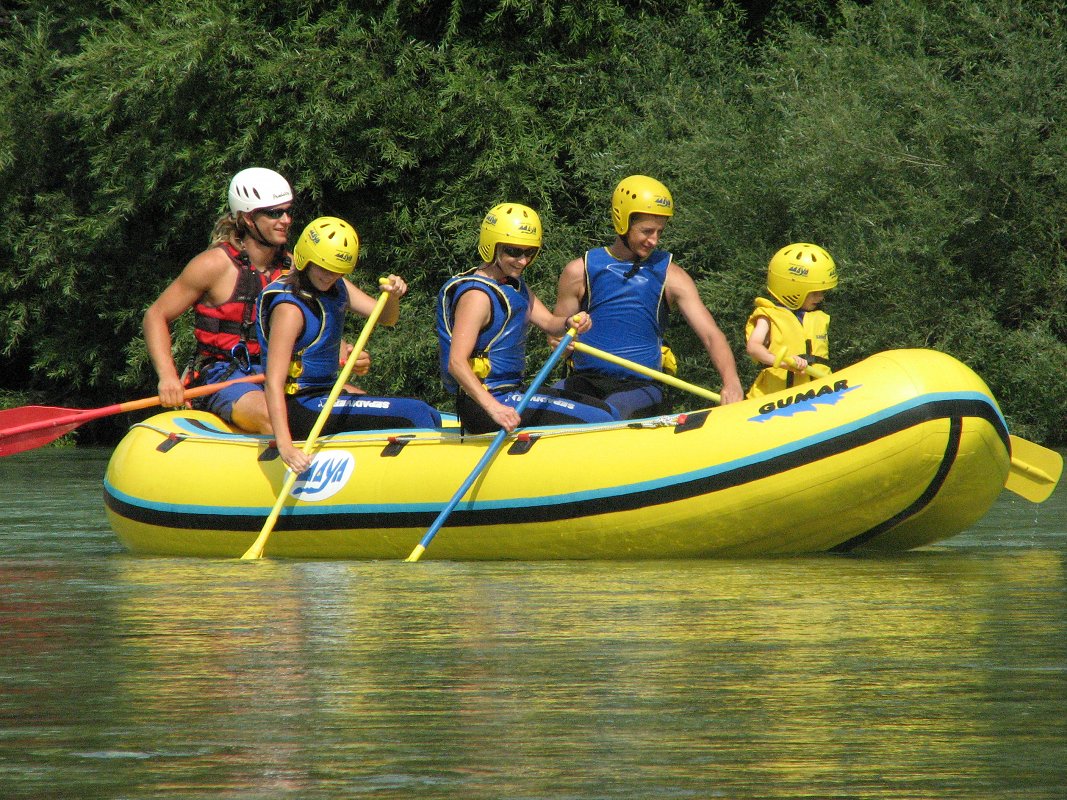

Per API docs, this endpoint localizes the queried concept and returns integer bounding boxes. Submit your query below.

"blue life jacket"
[436,270,532,394]
[256,276,348,394]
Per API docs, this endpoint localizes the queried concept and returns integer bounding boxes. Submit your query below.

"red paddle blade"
[0,405,80,427]
[0,421,80,457]
[0,405,100,458]
[1,374,264,458]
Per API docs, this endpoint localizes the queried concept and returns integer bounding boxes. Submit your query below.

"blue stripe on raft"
[163,417,453,440]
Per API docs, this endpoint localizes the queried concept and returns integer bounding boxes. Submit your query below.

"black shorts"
[555,372,669,419]
[286,391,442,438]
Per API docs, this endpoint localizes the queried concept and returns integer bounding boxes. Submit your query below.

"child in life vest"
[744,243,837,399]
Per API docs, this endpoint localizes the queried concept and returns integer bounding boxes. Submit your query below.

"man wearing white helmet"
[552,175,744,418]
[143,167,308,433]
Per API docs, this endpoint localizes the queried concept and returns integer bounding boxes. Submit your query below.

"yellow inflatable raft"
[105,349,1021,560]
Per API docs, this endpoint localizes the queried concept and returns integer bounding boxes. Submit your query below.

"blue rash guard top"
[570,247,671,380]
[436,270,532,395]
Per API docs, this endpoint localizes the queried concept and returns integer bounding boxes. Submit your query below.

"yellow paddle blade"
[1006,435,1063,503]
[241,470,299,560]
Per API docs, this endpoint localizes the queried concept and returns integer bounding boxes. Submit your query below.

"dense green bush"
[1,0,1064,442]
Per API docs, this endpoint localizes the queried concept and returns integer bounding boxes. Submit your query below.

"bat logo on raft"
[291,451,355,502]
[749,380,859,422]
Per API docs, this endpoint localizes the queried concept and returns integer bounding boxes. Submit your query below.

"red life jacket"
[193,243,289,361]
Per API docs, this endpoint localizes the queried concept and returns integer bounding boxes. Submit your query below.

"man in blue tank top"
[552,175,744,418]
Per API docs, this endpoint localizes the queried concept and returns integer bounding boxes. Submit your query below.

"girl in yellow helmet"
[257,217,441,475]
[745,243,838,399]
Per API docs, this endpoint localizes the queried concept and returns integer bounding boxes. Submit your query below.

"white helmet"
[227,167,293,214]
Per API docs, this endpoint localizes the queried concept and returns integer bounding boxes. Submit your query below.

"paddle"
[0,373,266,458]
[772,345,830,378]
[1006,435,1063,503]
[570,340,721,404]
[241,284,392,561]
[405,327,578,562]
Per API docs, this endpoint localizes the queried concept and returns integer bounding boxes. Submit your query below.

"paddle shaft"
[771,344,830,378]
[0,373,266,457]
[241,287,392,560]
[405,328,578,562]
[570,340,721,404]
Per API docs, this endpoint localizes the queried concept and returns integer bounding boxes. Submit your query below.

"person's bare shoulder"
[664,259,701,301]
[560,254,586,276]
[177,245,238,294]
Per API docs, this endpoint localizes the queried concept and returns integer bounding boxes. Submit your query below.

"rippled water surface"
[2,448,1065,799]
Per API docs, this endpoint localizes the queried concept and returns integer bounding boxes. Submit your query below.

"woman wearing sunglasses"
[143,167,297,433]
[435,202,619,434]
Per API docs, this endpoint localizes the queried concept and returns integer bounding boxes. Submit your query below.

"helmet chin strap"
[240,212,274,249]
[484,257,506,283]
[293,266,317,301]
[483,255,520,287]
[620,229,644,278]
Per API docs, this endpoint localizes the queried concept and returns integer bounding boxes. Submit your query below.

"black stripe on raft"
[103,399,1007,534]
[830,416,963,553]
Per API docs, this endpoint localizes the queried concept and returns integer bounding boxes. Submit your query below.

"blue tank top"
[256,277,348,393]
[571,247,670,379]
[436,270,532,394]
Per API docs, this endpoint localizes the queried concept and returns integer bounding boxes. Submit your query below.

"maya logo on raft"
[291,451,355,502]
[749,379,859,422]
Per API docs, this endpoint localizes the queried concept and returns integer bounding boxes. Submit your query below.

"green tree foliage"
[0,0,1064,441]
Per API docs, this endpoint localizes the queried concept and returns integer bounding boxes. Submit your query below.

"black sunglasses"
[501,245,538,259]
[258,206,294,219]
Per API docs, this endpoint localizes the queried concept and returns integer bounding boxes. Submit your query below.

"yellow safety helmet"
[294,217,360,276]
[611,175,674,235]
[766,243,837,310]
[478,203,542,264]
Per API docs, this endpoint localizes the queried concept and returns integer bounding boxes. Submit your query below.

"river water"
[1,447,1065,799]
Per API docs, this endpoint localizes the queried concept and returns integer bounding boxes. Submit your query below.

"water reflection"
[55,550,1057,798]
